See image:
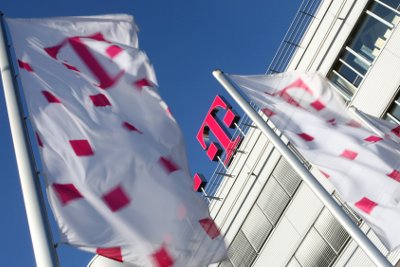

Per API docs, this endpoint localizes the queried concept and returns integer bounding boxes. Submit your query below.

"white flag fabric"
[7,15,226,266]
[229,72,400,250]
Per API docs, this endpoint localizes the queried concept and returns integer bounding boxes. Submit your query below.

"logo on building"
[196,95,241,166]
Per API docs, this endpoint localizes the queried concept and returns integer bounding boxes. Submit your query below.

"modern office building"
[196,0,400,266]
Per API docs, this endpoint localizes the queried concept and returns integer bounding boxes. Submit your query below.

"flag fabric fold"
[7,15,226,266]
[229,72,400,250]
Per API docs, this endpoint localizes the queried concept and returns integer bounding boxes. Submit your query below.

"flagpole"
[212,69,393,267]
[0,13,59,267]
[348,106,385,136]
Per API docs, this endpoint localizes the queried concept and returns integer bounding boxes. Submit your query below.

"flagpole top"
[212,69,224,80]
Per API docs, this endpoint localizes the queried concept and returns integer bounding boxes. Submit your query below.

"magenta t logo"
[197,95,241,165]
[44,32,124,89]
[268,78,326,111]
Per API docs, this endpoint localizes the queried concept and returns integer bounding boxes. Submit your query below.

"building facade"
[199,0,400,266]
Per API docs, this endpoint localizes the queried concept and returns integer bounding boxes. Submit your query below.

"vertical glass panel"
[228,231,257,267]
[370,1,400,25]
[257,177,290,225]
[348,13,392,63]
[296,228,337,267]
[242,204,273,251]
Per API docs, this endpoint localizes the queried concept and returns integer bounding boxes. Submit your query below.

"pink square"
[62,62,80,72]
[319,169,330,178]
[106,45,123,58]
[392,126,400,137]
[42,91,61,103]
[297,132,314,142]
[310,100,325,111]
[223,109,240,128]
[364,135,383,143]
[18,59,33,72]
[52,183,83,206]
[134,78,153,89]
[102,185,131,212]
[340,149,358,160]
[69,139,94,156]
[36,132,43,147]
[327,118,336,126]
[199,218,220,239]
[44,44,63,59]
[90,94,111,107]
[355,197,377,214]
[388,170,400,182]
[193,173,207,192]
[159,157,179,174]
[347,120,362,128]
[262,108,275,117]
[152,246,174,267]
[96,247,123,262]
[122,122,142,134]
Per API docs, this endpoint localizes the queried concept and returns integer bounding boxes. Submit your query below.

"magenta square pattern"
[102,185,131,212]
[52,183,83,206]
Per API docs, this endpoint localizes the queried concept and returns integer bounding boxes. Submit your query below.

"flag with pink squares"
[7,14,226,266]
[230,72,400,251]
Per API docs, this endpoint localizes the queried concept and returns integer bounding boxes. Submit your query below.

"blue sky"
[0,1,299,266]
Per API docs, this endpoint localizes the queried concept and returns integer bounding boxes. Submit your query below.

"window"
[328,0,400,99]
[383,88,400,124]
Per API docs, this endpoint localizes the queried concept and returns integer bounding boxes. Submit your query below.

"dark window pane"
[387,101,400,121]
[370,2,399,25]
[342,51,369,75]
[348,14,392,62]
[336,62,363,86]
[381,0,400,10]
[328,72,355,97]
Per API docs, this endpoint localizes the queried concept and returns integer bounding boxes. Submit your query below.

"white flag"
[229,72,400,250]
[7,15,226,266]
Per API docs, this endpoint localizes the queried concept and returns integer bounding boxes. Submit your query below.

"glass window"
[334,61,364,86]
[328,0,400,97]
[381,0,400,10]
[370,1,400,25]
[384,89,400,123]
[327,71,355,98]
[387,101,400,119]
[342,51,370,75]
[348,12,392,63]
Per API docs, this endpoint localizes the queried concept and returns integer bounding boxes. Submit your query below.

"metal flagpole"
[348,106,386,137]
[212,69,393,267]
[0,13,59,267]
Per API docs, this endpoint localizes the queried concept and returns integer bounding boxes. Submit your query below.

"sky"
[0,1,299,266]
